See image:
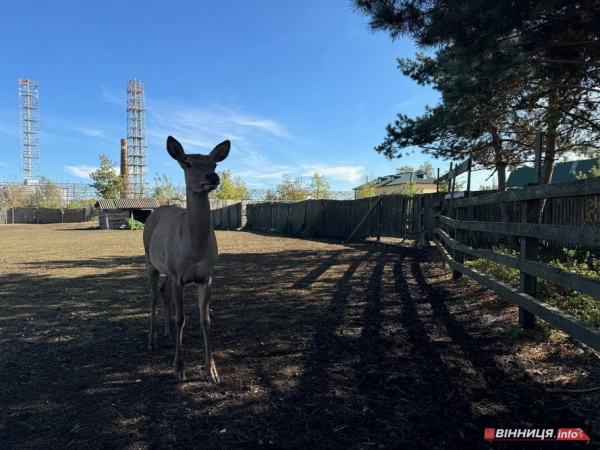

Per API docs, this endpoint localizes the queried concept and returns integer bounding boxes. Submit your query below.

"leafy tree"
[36,177,63,208]
[394,181,421,196]
[308,172,331,199]
[276,174,308,201]
[438,178,465,193]
[214,170,248,200]
[418,162,435,177]
[265,190,278,201]
[396,165,414,174]
[0,185,27,207]
[153,173,177,205]
[355,173,377,199]
[90,155,125,200]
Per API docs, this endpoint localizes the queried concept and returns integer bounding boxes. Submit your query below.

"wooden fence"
[245,195,444,240]
[211,200,250,230]
[0,207,97,224]
[433,173,600,352]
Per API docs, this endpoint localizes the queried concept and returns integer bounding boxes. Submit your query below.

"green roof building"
[507,158,599,187]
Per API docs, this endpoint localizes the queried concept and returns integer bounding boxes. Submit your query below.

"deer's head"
[167,136,230,193]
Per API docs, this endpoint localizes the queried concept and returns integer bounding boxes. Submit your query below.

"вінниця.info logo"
[484,428,590,441]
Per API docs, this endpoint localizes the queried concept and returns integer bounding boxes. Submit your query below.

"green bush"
[125,218,145,230]
[467,246,600,328]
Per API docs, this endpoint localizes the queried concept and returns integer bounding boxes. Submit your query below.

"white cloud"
[146,101,291,152]
[300,164,365,184]
[64,165,98,179]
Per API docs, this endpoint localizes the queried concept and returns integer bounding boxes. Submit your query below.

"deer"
[143,136,230,383]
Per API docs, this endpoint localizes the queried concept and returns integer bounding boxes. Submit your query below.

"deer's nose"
[205,173,219,185]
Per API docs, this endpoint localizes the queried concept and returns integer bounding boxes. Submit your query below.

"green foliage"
[66,199,97,209]
[396,165,414,174]
[90,155,125,200]
[575,160,600,224]
[125,218,145,230]
[353,0,600,190]
[500,325,526,341]
[153,173,177,205]
[276,174,308,201]
[467,247,600,328]
[393,181,421,197]
[308,172,331,199]
[0,177,65,208]
[214,170,248,200]
[438,178,466,193]
[355,173,376,199]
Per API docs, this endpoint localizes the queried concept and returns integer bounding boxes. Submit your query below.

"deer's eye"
[183,162,192,168]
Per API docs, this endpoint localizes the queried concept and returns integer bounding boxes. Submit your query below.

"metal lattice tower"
[127,78,147,197]
[19,79,40,182]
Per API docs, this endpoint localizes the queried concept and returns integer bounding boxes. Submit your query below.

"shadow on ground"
[0,236,598,449]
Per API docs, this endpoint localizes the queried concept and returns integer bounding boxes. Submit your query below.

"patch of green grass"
[467,247,600,328]
[500,325,526,340]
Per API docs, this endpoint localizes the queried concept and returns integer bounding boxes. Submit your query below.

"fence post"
[519,197,539,328]
[377,196,382,241]
[448,163,463,280]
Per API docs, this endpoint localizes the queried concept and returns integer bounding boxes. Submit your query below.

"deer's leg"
[160,277,174,342]
[172,280,186,381]
[147,263,160,351]
[198,277,220,384]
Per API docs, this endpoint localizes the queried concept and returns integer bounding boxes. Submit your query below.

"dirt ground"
[0,223,599,449]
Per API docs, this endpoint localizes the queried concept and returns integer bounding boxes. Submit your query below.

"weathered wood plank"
[454,177,600,208]
[434,236,600,353]
[435,228,600,301]
[440,215,600,247]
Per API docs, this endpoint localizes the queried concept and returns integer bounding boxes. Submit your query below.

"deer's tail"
[160,276,172,303]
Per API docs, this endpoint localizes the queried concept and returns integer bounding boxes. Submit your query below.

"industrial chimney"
[120,138,130,199]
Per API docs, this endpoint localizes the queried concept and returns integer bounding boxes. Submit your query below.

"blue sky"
[0,1,494,191]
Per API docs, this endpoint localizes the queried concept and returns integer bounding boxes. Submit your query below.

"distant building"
[95,198,159,229]
[352,171,437,199]
[507,158,599,187]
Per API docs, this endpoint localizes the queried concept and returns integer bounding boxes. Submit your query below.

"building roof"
[507,158,599,187]
[95,198,160,209]
[353,171,437,190]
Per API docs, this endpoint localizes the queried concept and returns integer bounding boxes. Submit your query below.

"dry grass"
[0,223,598,449]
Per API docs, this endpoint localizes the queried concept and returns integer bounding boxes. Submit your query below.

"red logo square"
[484,429,495,440]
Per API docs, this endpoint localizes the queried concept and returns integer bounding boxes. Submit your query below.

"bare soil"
[0,223,598,449]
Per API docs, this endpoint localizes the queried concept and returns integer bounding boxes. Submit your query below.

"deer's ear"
[167,136,186,162]
[210,140,230,163]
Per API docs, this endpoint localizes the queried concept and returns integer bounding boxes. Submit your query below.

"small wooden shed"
[95,198,160,229]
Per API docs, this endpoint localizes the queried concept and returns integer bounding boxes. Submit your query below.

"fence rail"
[434,159,600,353]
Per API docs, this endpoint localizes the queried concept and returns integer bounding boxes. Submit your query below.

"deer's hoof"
[174,370,186,381]
[206,364,220,384]
[148,333,158,351]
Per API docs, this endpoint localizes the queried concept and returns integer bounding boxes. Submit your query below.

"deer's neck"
[185,188,213,247]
